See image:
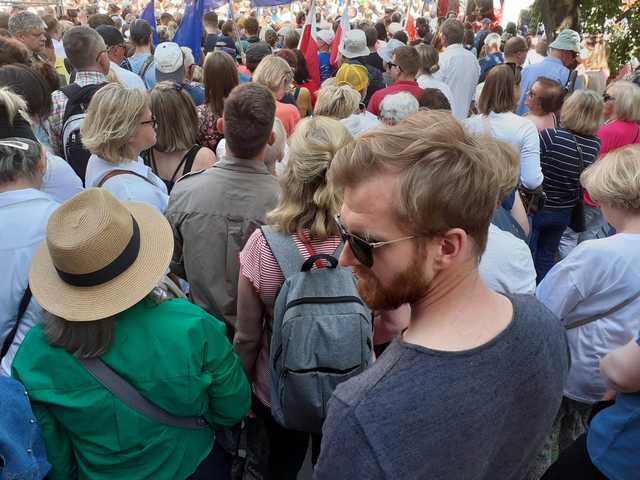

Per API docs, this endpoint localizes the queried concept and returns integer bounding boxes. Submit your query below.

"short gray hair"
[63,26,106,70]
[379,92,419,125]
[484,33,501,49]
[8,11,45,36]
[0,137,42,185]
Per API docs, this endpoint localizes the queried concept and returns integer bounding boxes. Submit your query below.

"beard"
[353,256,430,311]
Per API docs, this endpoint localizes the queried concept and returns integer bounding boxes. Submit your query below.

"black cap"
[95,25,124,46]
[129,19,153,44]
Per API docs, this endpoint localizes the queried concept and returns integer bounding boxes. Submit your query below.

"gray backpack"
[262,226,373,434]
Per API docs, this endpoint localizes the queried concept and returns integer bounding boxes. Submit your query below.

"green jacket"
[12,298,251,480]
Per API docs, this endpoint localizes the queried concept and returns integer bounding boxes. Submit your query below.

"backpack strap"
[139,55,155,81]
[97,169,155,188]
[566,289,640,330]
[261,225,306,279]
[0,286,32,360]
[61,83,106,125]
[78,357,209,430]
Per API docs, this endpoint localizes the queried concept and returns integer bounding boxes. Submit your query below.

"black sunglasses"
[334,215,416,268]
[602,93,615,103]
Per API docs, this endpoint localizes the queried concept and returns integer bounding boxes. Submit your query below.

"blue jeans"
[529,207,573,282]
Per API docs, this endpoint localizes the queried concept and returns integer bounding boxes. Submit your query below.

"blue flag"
[251,0,293,7]
[173,0,205,64]
[140,0,158,46]
[203,0,229,10]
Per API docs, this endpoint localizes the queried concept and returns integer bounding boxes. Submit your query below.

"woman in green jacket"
[12,188,251,480]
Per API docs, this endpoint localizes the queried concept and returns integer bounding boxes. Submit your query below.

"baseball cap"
[336,63,369,93]
[155,42,185,82]
[377,38,404,64]
[95,25,124,47]
[481,18,492,25]
[549,29,581,53]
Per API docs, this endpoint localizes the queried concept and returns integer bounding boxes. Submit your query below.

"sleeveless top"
[148,145,201,193]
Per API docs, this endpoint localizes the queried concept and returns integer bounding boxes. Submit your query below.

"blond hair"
[582,145,640,210]
[314,85,361,120]
[330,110,503,254]
[560,90,603,136]
[607,80,640,122]
[267,116,353,238]
[81,83,150,164]
[150,81,197,152]
[252,55,294,95]
[0,86,28,123]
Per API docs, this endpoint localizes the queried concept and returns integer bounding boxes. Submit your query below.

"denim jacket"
[0,377,50,480]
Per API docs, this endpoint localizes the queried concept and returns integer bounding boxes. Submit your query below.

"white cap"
[155,42,185,82]
[317,28,335,46]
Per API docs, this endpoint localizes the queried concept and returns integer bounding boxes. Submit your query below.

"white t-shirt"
[416,74,455,110]
[41,152,83,204]
[536,233,640,404]
[434,44,480,120]
[110,62,147,91]
[480,223,536,295]
[464,112,543,189]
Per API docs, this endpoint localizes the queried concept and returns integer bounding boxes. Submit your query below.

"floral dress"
[196,103,224,152]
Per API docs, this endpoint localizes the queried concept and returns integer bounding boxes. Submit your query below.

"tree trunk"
[539,0,580,41]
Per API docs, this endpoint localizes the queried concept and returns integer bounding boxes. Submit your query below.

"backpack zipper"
[285,364,361,375]
[285,296,364,311]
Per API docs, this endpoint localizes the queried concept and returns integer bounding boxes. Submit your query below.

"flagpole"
[229,0,246,66]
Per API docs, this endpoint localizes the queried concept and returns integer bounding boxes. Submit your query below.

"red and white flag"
[298,0,321,90]
[330,0,350,69]
[405,9,416,42]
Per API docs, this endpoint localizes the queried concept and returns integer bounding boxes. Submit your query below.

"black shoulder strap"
[0,286,32,360]
[61,83,106,125]
[139,55,155,80]
[564,69,578,95]
[78,357,210,430]
[170,145,201,183]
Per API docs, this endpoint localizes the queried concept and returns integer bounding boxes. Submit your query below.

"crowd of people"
[1,1,640,479]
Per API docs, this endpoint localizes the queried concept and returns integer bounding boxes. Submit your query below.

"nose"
[339,240,359,268]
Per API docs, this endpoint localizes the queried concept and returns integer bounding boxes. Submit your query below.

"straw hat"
[29,188,173,322]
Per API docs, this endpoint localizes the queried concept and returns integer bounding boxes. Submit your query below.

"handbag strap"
[572,134,585,201]
[78,357,209,430]
[566,289,640,330]
[0,286,32,360]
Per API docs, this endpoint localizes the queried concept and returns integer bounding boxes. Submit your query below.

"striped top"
[539,128,601,209]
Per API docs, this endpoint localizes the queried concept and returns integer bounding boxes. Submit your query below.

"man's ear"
[267,130,276,146]
[216,117,225,135]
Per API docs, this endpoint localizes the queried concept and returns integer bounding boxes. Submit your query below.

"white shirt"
[480,224,536,295]
[340,111,382,138]
[434,44,480,120]
[416,74,455,110]
[0,188,59,376]
[110,62,147,91]
[536,234,640,404]
[85,155,169,213]
[53,38,65,59]
[42,152,83,203]
[464,112,543,189]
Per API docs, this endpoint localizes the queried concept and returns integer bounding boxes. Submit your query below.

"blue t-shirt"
[587,335,640,480]
[318,51,332,83]
[479,52,504,83]
[184,82,205,106]
[128,52,156,90]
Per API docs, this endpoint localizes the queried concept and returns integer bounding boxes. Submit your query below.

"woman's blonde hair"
[267,116,353,238]
[81,83,150,163]
[607,80,640,122]
[252,55,294,95]
[314,85,361,120]
[581,145,640,210]
[150,81,197,152]
[560,90,603,136]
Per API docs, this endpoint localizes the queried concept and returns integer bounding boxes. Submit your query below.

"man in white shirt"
[96,25,146,91]
[434,18,480,120]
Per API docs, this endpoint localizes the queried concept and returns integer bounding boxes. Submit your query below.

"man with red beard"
[313,110,570,480]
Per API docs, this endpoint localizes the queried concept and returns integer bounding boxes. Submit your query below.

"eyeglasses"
[602,93,615,103]
[387,61,398,69]
[334,215,417,268]
[140,117,158,129]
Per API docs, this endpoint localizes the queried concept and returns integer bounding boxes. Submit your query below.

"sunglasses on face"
[602,93,615,103]
[334,215,417,268]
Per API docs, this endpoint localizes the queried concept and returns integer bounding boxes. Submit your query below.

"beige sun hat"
[29,188,173,322]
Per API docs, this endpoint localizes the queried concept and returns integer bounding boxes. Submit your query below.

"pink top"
[237,228,342,407]
[276,101,301,137]
[525,112,556,132]
[584,120,640,206]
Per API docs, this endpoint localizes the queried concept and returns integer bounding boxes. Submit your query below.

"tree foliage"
[528,0,639,76]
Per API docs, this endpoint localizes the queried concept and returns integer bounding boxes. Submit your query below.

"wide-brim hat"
[549,29,581,53]
[339,29,370,59]
[29,188,173,322]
